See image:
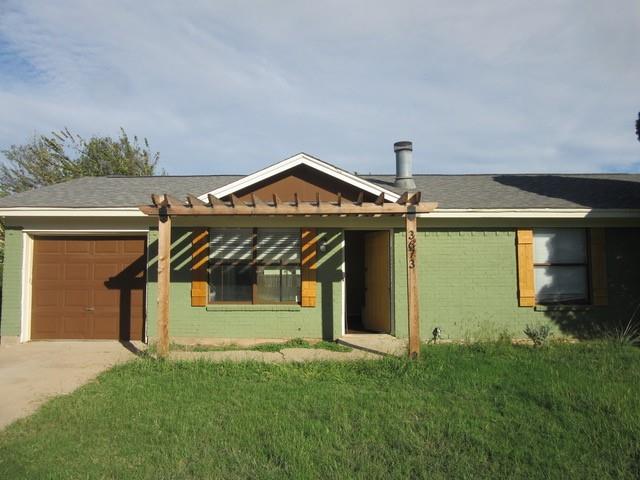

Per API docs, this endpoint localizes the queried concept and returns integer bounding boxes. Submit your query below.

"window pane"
[210,228,252,261]
[256,266,301,303]
[209,264,253,302]
[534,229,586,264]
[535,265,588,303]
[257,228,300,264]
[281,267,301,302]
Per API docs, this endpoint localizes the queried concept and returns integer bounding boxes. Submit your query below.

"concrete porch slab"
[337,334,407,357]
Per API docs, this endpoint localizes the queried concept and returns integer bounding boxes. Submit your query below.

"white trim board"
[20,233,34,343]
[22,229,149,234]
[0,207,145,217]
[198,153,401,203]
[421,208,640,219]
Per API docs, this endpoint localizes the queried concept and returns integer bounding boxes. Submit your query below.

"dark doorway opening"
[344,230,391,334]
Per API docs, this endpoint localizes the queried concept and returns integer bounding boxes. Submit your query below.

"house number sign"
[407,230,416,269]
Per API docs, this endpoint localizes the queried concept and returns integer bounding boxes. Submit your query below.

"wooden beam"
[397,192,409,205]
[293,192,299,207]
[139,201,438,216]
[156,213,172,358]
[163,194,182,207]
[252,193,268,208]
[405,208,420,359]
[272,193,280,207]
[207,194,226,208]
[336,192,342,207]
[355,192,364,206]
[186,194,206,207]
[374,192,385,205]
[151,194,162,207]
[315,192,321,207]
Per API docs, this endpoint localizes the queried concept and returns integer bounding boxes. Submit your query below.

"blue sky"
[0,1,638,175]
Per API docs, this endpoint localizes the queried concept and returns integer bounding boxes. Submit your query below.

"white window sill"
[534,304,594,312]
[205,304,302,312]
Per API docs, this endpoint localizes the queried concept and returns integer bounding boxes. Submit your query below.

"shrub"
[524,324,553,347]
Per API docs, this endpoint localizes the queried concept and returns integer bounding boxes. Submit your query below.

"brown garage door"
[31,236,146,340]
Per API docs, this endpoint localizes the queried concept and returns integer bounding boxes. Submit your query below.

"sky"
[0,0,638,175]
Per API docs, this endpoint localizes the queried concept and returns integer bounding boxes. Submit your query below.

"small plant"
[431,327,442,343]
[523,324,553,347]
[609,303,640,346]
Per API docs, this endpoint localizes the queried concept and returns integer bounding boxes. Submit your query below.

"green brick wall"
[1,228,23,339]
[146,228,344,340]
[394,228,640,341]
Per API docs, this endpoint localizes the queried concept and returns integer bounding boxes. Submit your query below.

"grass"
[150,338,352,354]
[1,342,640,479]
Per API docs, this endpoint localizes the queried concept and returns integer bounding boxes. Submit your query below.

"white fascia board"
[197,153,401,202]
[420,208,640,219]
[0,207,145,217]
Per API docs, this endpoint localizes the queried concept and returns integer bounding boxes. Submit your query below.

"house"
[1,141,640,348]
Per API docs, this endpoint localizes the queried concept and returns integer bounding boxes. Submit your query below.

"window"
[208,228,301,304]
[533,228,589,304]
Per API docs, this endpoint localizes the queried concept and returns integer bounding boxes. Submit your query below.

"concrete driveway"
[0,341,142,430]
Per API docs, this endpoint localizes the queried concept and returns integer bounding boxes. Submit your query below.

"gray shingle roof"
[363,174,640,209]
[1,172,640,210]
[0,175,242,208]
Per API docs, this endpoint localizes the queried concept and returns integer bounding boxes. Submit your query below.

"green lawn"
[1,342,639,479]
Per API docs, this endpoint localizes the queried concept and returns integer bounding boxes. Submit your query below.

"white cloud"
[0,0,638,175]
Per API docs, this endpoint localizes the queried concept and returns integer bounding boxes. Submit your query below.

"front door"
[362,231,391,333]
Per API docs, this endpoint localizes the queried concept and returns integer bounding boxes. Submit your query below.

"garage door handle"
[85,307,95,312]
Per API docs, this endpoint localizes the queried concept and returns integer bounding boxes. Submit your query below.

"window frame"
[533,228,591,305]
[208,227,302,305]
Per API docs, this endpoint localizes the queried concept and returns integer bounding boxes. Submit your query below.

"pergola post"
[405,207,420,359]
[156,205,171,358]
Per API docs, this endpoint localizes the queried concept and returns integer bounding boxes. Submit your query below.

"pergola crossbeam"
[139,191,435,216]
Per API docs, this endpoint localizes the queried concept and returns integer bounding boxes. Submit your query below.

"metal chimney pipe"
[394,141,416,190]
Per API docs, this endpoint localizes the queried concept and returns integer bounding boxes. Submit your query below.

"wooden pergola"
[139,191,437,359]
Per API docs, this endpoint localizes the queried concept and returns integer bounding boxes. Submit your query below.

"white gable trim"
[197,153,401,202]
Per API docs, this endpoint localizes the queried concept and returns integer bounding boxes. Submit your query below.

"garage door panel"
[33,290,60,308]
[94,289,120,307]
[31,312,62,338]
[62,316,89,337]
[34,263,63,281]
[94,263,121,282]
[130,290,144,306]
[94,241,119,254]
[37,240,63,254]
[64,264,91,281]
[32,236,146,341]
[63,290,91,308]
[123,239,145,253]
[92,314,120,337]
[64,241,91,254]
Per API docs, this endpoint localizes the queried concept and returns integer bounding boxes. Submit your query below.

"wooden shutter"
[516,229,535,307]
[300,228,318,307]
[590,228,608,305]
[191,229,209,307]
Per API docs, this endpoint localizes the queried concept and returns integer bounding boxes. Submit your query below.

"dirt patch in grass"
[154,338,352,354]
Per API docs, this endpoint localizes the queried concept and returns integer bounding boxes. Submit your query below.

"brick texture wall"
[394,228,640,341]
